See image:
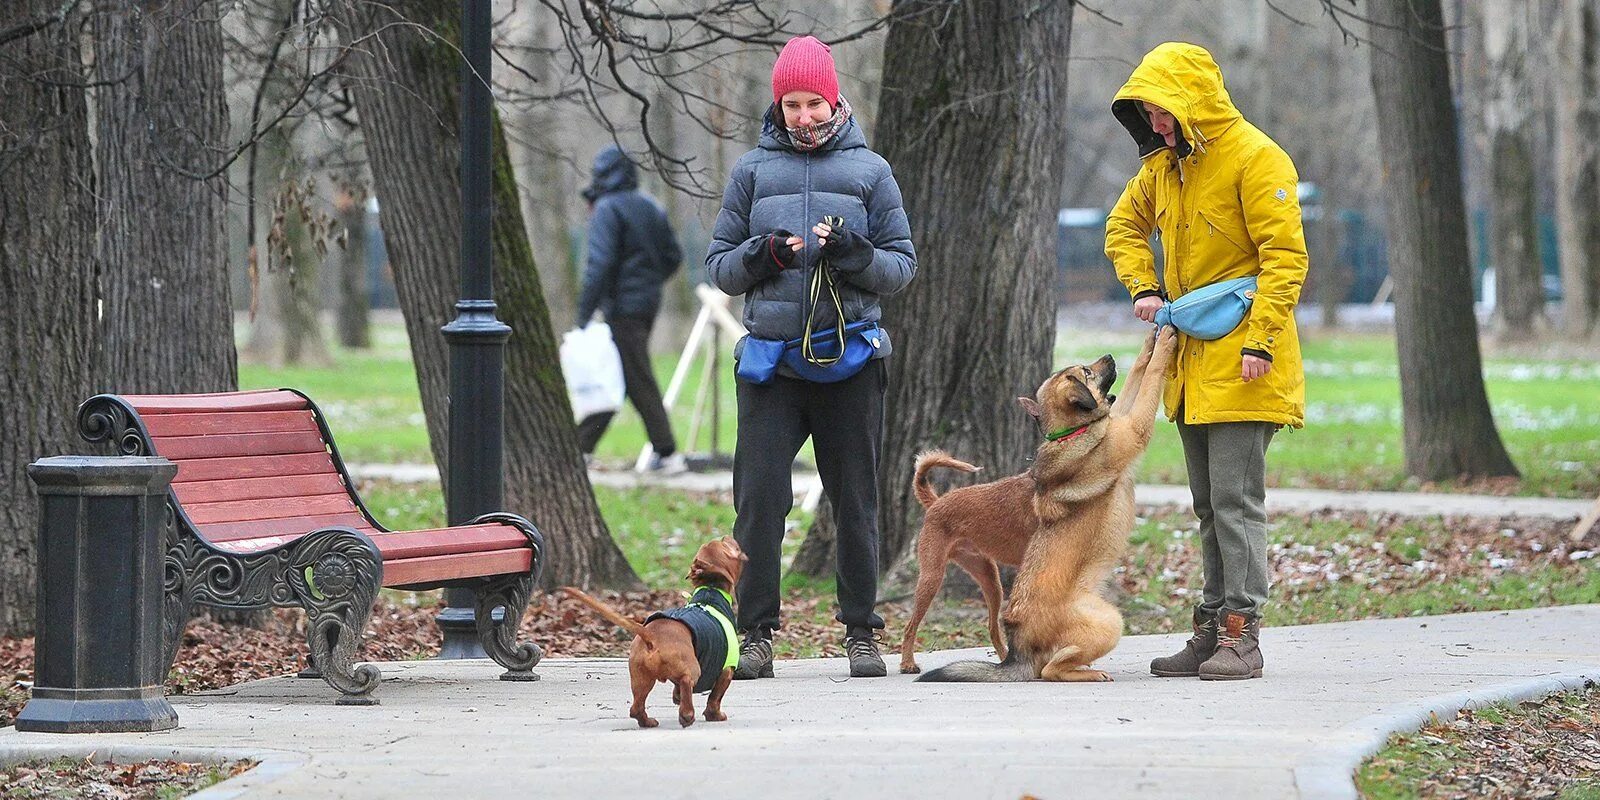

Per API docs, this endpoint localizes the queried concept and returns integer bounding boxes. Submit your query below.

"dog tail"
[560,586,644,636]
[914,629,1034,683]
[912,449,981,508]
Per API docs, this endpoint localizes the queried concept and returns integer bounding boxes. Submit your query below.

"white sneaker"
[644,452,688,475]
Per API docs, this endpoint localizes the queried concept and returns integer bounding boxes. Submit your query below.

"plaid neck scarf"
[786,95,853,152]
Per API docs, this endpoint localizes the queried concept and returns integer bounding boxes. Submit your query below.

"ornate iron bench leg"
[287,529,384,705]
[474,572,542,681]
[159,505,193,681]
[470,513,545,681]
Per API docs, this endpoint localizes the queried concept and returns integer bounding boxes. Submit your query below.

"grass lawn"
[1356,682,1600,799]
[1056,329,1600,498]
[242,319,1600,498]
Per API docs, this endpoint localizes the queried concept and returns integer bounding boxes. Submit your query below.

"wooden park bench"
[76,389,547,705]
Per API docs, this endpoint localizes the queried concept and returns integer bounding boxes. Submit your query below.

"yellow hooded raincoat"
[1105,43,1307,428]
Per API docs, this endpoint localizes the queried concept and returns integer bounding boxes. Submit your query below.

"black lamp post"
[435,0,507,660]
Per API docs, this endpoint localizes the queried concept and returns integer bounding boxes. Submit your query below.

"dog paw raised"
[679,712,696,728]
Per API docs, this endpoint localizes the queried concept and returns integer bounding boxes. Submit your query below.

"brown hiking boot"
[1199,610,1263,680]
[1150,608,1218,677]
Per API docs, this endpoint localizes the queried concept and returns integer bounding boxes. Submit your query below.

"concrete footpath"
[4,606,1597,799]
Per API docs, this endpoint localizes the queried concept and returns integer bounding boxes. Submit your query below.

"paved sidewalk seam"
[1291,669,1600,800]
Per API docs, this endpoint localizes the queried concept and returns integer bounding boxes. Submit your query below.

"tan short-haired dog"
[898,452,1033,675]
[563,536,747,727]
[917,327,1178,682]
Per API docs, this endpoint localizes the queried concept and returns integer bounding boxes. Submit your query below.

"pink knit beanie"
[771,36,839,106]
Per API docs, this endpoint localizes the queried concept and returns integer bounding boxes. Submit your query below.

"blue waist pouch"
[1155,276,1258,340]
[736,321,882,385]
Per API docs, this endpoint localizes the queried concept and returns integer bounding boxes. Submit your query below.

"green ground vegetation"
[243,321,1600,497]
[1356,683,1600,799]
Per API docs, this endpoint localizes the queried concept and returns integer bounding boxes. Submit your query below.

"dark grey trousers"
[1175,414,1277,618]
[732,359,886,634]
[576,314,676,457]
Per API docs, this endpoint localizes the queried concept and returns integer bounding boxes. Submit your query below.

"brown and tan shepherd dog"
[562,536,747,727]
[898,451,1034,675]
[917,327,1178,682]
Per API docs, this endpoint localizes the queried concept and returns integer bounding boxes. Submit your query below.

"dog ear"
[1067,379,1099,411]
[1017,396,1042,418]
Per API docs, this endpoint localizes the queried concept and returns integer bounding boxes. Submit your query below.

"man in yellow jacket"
[1105,43,1307,681]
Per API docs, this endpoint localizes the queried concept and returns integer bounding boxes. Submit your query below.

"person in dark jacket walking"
[576,144,684,470]
[705,35,917,679]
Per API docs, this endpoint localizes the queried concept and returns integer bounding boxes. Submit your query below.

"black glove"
[819,224,873,273]
[741,230,798,278]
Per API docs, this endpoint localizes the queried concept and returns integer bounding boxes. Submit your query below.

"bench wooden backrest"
[119,390,378,550]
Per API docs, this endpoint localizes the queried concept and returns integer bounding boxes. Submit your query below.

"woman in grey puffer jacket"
[705,35,916,680]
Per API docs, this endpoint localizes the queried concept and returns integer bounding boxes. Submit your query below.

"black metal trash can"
[16,455,179,733]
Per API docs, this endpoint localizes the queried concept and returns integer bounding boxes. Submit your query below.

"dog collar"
[1045,423,1092,443]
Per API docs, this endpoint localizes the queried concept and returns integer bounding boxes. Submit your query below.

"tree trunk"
[789,494,834,578]
[0,2,97,637]
[506,10,577,334]
[244,131,335,368]
[1489,132,1545,337]
[336,186,373,349]
[1553,0,1600,339]
[1483,1,1548,339]
[340,0,641,589]
[1365,0,1519,481]
[793,1,1076,578]
[93,0,237,394]
[276,178,334,367]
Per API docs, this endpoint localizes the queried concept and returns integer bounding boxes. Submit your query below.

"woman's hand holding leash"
[814,219,873,271]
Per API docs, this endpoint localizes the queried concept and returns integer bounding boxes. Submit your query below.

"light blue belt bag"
[1154,276,1258,340]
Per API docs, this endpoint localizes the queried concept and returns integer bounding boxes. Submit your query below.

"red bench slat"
[184,493,361,525]
[200,513,376,543]
[215,534,306,554]
[172,474,348,505]
[141,410,321,438]
[153,430,328,461]
[370,525,527,561]
[122,390,309,414]
[219,524,528,562]
[170,452,338,483]
[382,549,533,587]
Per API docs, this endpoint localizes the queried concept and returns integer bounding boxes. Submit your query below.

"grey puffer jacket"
[705,108,916,363]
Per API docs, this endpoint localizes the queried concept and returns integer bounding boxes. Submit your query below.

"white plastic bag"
[560,323,626,423]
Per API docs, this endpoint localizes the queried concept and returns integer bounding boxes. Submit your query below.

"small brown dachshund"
[563,536,748,728]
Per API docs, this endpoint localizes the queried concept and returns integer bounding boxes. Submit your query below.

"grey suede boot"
[734,629,774,680]
[1150,608,1218,677]
[1198,610,1263,680]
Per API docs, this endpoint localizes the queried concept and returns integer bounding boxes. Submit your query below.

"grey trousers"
[1175,414,1277,618]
